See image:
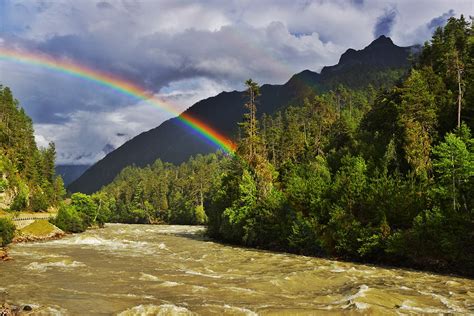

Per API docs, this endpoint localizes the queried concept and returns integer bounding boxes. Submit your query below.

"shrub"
[30,189,49,212]
[194,205,207,224]
[129,209,149,224]
[0,178,8,193]
[10,183,29,211]
[51,205,86,233]
[0,218,15,246]
[70,193,97,226]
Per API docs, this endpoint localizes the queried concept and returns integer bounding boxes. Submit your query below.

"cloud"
[398,9,457,45]
[1,0,473,164]
[33,77,232,165]
[427,9,456,31]
[1,12,342,124]
[157,77,234,110]
[96,1,113,10]
[373,6,398,38]
[34,103,169,165]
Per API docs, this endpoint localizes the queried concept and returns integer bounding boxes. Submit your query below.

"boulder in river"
[0,248,12,261]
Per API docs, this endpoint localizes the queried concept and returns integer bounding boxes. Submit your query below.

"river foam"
[118,304,194,315]
[48,235,153,255]
[25,260,86,273]
[3,224,473,315]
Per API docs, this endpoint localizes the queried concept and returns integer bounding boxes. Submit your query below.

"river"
[1,224,473,315]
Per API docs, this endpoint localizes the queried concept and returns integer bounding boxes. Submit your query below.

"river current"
[1,224,473,315]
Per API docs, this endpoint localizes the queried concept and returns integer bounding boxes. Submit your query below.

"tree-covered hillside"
[98,16,473,276]
[0,86,65,212]
[69,35,415,194]
[206,16,473,275]
[101,153,226,224]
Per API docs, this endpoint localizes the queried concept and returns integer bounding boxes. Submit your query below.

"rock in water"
[0,248,12,261]
[0,303,19,316]
[22,305,32,311]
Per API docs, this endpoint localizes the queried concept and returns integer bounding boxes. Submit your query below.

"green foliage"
[287,215,322,255]
[48,192,112,231]
[194,205,207,225]
[91,192,113,227]
[0,86,66,212]
[432,127,474,213]
[70,193,97,227]
[398,69,437,178]
[101,153,226,225]
[0,217,15,246]
[10,179,29,211]
[127,209,149,224]
[51,204,86,233]
[0,178,7,193]
[29,187,49,212]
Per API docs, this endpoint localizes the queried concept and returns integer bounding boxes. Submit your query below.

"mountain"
[102,143,116,155]
[55,165,91,186]
[69,36,415,194]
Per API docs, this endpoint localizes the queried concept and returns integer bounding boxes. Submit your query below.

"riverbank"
[0,247,12,261]
[0,302,53,315]
[1,220,65,262]
[12,220,65,243]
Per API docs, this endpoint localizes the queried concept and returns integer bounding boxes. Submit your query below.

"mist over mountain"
[69,36,415,194]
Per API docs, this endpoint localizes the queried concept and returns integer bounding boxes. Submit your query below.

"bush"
[51,205,86,233]
[10,183,29,211]
[0,218,15,246]
[128,209,149,224]
[70,193,97,227]
[30,189,49,212]
[194,205,207,224]
[0,178,8,193]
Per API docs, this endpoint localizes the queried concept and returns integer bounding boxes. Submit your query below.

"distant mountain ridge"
[55,165,90,186]
[69,36,415,194]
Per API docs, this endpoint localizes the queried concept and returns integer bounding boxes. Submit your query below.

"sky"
[0,0,472,165]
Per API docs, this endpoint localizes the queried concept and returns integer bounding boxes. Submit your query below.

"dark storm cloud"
[373,6,398,38]
[401,8,458,44]
[427,9,455,31]
[96,1,114,10]
[351,0,365,7]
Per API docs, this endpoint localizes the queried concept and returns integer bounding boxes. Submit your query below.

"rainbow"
[0,47,236,153]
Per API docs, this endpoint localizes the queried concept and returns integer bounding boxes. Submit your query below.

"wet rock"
[22,305,32,311]
[0,303,20,316]
[0,248,12,261]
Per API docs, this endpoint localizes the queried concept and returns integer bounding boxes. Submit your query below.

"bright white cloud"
[34,103,168,165]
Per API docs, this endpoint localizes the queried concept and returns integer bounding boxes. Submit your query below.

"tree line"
[0,85,66,245]
[0,86,65,212]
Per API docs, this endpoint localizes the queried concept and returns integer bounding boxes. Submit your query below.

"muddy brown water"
[1,224,473,315]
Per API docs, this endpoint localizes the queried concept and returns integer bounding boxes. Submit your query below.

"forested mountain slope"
[55,165,90,186]
[69,35,414,194]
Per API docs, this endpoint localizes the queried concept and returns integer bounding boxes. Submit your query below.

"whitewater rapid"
[1,224,473,315]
